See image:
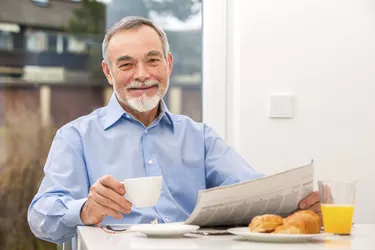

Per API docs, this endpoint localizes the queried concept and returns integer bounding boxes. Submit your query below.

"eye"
[148,58,160,63]
[120,63,131,67]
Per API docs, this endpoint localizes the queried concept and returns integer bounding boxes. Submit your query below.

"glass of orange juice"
[318,181,356,235]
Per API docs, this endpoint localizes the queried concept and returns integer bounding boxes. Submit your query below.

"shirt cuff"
[62,198,87,227]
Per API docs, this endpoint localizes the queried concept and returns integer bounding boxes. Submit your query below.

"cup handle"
[120,181,132,203]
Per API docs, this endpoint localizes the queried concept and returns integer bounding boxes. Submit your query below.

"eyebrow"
[145,50,162,57]
[115,50,162,64]
[116,55,133,64]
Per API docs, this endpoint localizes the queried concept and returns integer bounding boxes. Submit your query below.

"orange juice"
[321,204,354,234]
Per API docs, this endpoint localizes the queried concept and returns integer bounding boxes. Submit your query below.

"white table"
[77,224,375,250]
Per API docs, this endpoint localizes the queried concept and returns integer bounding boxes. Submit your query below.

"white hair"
[102,16,170,63]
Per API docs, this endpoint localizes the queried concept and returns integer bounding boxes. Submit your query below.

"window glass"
[0,1,202,249]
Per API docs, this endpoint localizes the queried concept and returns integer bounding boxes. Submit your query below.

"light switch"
[269,93,293,118]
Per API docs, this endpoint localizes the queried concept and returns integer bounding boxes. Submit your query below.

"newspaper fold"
[184,161,314,227]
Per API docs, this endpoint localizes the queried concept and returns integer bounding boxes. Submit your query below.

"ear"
[102,60,113,85]
[167,52,173,77]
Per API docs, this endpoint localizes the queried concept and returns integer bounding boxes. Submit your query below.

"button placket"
[142,132,161,177]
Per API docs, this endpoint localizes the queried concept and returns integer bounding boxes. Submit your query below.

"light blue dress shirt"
[28,94,264,246]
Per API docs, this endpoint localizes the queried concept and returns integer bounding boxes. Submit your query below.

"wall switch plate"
[269,93,293,118]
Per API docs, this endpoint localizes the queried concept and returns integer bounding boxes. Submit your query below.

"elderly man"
[28,16,321,246]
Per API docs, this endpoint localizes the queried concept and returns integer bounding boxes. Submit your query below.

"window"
[0,2,202,249]
[0,23,19,50]
[0,31,13,50]
[26,30,48,52]
[67,36,87,53]
[32,0,49,7]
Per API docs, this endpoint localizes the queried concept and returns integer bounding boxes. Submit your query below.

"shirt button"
[144,130,148,134]
[126,114,130,118]
[148,160,153,165]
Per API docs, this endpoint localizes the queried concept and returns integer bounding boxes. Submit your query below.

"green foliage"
[65,0,106,35]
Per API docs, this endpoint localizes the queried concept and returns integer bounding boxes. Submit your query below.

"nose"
[134,62,149,82]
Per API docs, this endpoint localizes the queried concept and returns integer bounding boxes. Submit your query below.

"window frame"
[202,0,228,140]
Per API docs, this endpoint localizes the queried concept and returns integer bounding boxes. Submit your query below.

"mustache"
[126,80,160,89]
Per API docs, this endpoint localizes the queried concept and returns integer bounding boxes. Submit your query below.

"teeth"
[131,85,155,90]
[128,84,158,90]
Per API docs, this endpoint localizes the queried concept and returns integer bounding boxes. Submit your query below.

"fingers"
[299,191,320,209]
[322,184,333,203]
[297,191,323,227]
[102,205,123,220]
[95,176,132,213]
[306,201,321,213]
[90,190,131,214]
[91,203,122,223]
[80,200,122,225]
[91,177,132,213]
[100,175,126,195]
[81,175,133,225]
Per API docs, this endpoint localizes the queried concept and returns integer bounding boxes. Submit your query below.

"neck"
[118,99,160,127]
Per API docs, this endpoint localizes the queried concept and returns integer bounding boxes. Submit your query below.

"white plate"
[227,227,327,243]
[129,224,200,238]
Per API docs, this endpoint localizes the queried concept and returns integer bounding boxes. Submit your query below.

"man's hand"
[80,175,132,225]
[298,191,322,220]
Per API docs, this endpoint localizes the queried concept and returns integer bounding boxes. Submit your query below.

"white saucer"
[129,224,200,238]
[227,227,327,243]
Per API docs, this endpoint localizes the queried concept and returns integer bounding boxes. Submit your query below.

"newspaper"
[184,161,314,227]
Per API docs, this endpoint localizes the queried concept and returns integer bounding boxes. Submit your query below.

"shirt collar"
[104,93,174,130]
[159,98,174,129]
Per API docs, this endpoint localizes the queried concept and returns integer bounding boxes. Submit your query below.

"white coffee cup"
[121,176,162,208]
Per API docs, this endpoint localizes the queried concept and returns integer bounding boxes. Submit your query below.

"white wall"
[211,0,375,223]
[202,0,227,138]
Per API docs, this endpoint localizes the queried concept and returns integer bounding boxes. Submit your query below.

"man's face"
[102,25,173,112]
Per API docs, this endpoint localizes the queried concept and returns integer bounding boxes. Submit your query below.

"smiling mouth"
[128,85,158,91]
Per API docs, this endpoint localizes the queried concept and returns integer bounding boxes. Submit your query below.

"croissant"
[248,214,284,233]
[274,210,321,234]
[248,210,321,234]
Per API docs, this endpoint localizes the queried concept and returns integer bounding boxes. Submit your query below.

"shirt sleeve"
[204,124,265,188]
[27,127,89,244]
